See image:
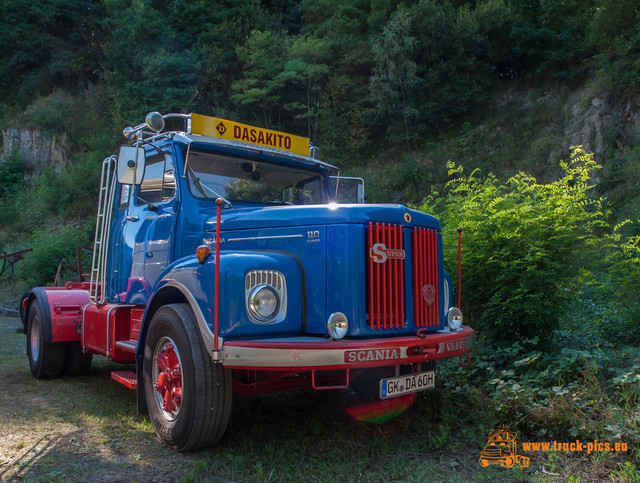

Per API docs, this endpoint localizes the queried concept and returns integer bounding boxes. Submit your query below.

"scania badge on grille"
[369,243,405,264]
[422,284,436,306]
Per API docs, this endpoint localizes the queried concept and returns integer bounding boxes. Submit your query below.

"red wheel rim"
[152,337,183,420]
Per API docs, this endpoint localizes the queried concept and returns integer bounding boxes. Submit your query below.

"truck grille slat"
[367,222,405,330]
[413,227,439,327]
[366,223,439,331]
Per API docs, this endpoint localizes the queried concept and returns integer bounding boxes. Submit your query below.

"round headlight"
[327,312,348,339]
[249,285,279,322]
[447,307,463,330]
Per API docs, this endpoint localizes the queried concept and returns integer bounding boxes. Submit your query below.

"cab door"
[108,150,177,305]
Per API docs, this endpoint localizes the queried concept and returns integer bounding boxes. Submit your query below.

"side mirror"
[117,146,145,185]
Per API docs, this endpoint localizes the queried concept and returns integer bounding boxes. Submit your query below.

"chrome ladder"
[89,155,117,304]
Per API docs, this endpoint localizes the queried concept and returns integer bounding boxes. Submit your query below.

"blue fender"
[138,249,305,358]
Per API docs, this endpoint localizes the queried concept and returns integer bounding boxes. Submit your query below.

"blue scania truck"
[22,112,473,451]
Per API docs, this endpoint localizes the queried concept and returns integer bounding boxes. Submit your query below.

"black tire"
[27,298,67,379]
[65,342,93,377]
[143,304,232,451]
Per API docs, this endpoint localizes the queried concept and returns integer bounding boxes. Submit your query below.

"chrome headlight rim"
[248,284,280,322]
[327,312,349,340]
[447,307,463,331]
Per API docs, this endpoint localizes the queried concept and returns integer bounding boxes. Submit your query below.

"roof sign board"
[191,113,310,157]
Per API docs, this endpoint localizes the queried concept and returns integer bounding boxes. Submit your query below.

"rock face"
[1,128,70,173]
[567,93,640,156]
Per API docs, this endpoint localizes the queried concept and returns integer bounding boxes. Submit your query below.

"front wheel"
[27,298,66,379]
[143,304,232,451]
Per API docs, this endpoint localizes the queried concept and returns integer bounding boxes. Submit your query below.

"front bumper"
[221,325,473,370]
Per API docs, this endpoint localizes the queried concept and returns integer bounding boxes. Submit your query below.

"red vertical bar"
[424,230,433,327]
[391,225,396,328]
[422,229,428,326]
[214,198,223,351]
[399,227,405,327]
[412,229,417,326]
[434,231,440,325]
[393,226,399,328]
[415,228,421,327]
[382,224,388,329]
[431,230,437,325]
[375,223,381,330]
[430,230,436,325]
[390,226,394,327]
[368,222,373,329]
[413,229,420,327]
[458,227,462,310]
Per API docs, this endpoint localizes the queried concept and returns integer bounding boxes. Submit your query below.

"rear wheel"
[27,298,66,379]
[143,304,232,451]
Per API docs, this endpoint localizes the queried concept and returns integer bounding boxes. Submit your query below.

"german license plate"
[379,371,435,399]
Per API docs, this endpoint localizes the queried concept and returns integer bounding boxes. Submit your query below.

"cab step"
[111,370,137,389]
[115,339,138,353]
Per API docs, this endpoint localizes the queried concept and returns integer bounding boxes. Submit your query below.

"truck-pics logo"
[479,426,530,468]
[369,243,405,264]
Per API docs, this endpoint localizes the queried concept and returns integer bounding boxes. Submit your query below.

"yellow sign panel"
[191,113,310,157]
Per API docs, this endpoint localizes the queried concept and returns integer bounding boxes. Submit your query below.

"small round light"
[327,312,348,339]
[249,285,279,322]
[146,111,165,132]
[447,307,463,331]
[123,126,136,139]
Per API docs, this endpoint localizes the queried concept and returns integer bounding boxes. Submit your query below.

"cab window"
[138,153,176,204]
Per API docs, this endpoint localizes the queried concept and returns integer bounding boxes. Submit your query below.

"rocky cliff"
[568,94,640,156]
[1,128,70,174]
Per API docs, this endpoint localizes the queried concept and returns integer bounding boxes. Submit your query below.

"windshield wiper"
[187,166,233,208]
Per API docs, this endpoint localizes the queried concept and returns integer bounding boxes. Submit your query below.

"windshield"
[185,149,329,205]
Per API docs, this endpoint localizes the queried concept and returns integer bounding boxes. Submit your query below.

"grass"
[1,315,639,482]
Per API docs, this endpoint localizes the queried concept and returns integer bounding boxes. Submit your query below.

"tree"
[369,10,420,146]
[279,35,331,137]
[231,30,289,128]
[0,0,104,104]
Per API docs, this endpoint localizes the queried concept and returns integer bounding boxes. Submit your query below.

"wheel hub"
[30,313,40,362]
[153,341,182,417]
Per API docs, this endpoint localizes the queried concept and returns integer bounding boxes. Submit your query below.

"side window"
[138,153,175,204]
[298,177,324,205]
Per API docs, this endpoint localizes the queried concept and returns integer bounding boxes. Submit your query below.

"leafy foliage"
[420,148,608,344]
[0,0,103,104]
[21,223,93,287]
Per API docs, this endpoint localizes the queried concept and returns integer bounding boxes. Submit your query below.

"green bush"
[420,148,607,344]
[21,223,93,288]
[0,148,26,198]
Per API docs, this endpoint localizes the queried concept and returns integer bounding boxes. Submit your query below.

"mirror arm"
[136,138,170,154]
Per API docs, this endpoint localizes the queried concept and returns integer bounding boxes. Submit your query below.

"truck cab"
[22,112,473,451]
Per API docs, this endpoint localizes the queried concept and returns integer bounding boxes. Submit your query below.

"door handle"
[125,216,139,222]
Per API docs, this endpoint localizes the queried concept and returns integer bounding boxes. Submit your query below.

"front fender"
[144,250,304,348]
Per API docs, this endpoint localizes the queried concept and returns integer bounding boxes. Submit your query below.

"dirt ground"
[0,315,200,482]
[3,312,635,482]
